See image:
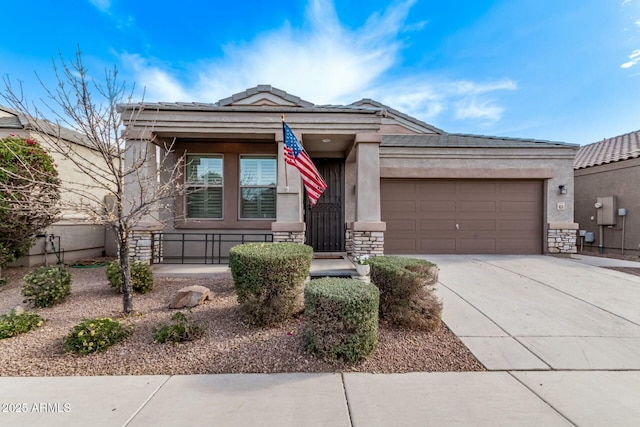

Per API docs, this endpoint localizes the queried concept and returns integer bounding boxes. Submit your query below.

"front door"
[305,158,345,252]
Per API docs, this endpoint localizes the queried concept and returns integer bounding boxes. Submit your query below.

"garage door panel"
[500,220,539,232]
[420,220,456,231]
[460,201,497,213]
[461,220,496,232]
[385,238,417,252]
[420,200,456,213]
[420,238,456,252]
[381,179,542,255]
[386,220,416,231]
[385,200,417,212]
[419,182,456,194]
[500,201,538,212]
[459,182,496,193]
[459,238,496,252]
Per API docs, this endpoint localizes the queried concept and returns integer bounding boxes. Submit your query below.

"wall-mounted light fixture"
[558,184,567,195]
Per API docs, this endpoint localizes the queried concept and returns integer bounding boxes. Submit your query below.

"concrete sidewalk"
[1,371,639,426]
[2,254,640,426]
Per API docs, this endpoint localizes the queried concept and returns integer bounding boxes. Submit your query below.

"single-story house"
[119,85,579,263]
[574,130,640,256]
[0,105,113,265]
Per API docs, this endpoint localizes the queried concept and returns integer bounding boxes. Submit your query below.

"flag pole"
[282,114,289,189]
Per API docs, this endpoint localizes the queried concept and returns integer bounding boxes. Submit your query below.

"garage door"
[381,179,543,254]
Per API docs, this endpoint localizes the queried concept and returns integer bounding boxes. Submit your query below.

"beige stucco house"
[574,130,640,256]
[119,85,579,263]
[0,105,110,265]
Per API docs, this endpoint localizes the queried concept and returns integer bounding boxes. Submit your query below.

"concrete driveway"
[424,254,640,371]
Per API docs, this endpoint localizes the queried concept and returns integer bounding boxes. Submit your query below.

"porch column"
[272,129,305,244]
[123,130,163,262]
[351,133,385,258]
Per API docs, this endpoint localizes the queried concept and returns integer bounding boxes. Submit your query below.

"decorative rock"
[12,306,24,315]
[169,285,211,309]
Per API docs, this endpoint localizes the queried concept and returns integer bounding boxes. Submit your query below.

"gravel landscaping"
[0,265,485,376]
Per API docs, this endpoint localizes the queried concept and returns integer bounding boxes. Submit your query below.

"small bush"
[106,260,153,294]
[229,242,313,326]
[22,266,72,308]
[153,311,205,343]
[304,278,379,363]
[369,256,442,331]
[0,309,45,339]
[64,317,132,355]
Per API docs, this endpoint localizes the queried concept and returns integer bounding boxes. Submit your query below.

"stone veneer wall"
[129,230,155,263]
[547,229,577,254]
[345,229,354,255]
[351,231,384,258]
[272,231,305,244]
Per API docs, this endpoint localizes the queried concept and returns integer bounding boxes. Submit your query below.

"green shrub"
[0,135,60,268]
[22,266,72,308]
[229,242,313,326]
[64,317,132,355]
[106,260,153,294]
[369,256,442,331]
[304,278,379,363]
[153,311,205,343]
[0,309,45,339]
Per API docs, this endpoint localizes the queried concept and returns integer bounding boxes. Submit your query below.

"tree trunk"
[119,237,133,314]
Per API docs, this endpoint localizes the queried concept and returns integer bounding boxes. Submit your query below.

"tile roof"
[574,130,640,169]
[382,133,575,149]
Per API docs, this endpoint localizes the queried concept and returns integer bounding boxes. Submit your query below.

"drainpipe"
[598,224,604,254]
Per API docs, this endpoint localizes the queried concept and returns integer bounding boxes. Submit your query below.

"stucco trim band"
[380,167,555,179]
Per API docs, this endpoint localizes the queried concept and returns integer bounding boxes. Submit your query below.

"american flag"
[283,121,327,206]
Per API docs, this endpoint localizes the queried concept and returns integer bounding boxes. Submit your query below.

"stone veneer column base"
[129,230,157,263]
[272,231,305,244]
[547,222,578,254]
[351,231,384,258]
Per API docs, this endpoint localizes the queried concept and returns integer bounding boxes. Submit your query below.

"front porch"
[152,254,359,278]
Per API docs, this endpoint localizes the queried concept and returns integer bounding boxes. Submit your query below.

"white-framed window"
[185,154,223,219]
[239,155,276,219]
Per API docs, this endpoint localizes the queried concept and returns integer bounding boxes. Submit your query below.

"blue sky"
[2,0,639,145]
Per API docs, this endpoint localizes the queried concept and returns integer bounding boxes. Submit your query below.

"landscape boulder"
[169,285,211,309]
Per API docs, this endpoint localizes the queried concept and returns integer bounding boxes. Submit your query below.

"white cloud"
[364,78,517,124]
[120,53,191,101]
[621,49,640,68]
[89,0,110,13]
[121,0,516,126]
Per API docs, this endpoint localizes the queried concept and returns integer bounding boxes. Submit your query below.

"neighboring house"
[0,105,111,266]
[119,85,578,263]
[574,130,640,256]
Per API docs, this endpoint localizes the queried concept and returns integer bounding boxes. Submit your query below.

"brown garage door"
[381,179,543,254]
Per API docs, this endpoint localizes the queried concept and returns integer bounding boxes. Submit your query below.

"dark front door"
[305,158,345,252]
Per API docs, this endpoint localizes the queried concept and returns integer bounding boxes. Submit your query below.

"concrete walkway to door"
[424,254,640,371]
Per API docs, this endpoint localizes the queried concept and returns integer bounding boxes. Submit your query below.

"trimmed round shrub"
[153,311,205,343]
[369,256,442,331]
[22,266,72,308]
[106,260,153,294]
[304,278,379,363]
[64,317,132,355]
[229,242,313,326]
[0,309,45,339]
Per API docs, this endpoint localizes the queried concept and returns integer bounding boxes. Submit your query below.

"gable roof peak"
[217,85,314,108]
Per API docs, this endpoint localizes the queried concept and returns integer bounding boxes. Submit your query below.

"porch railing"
[151,232,273,264]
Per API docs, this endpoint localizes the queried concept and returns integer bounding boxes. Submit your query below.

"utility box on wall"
[596,196,617,225]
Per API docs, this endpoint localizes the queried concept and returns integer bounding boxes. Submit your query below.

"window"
[240,156,276,219]
[185,155,223,219]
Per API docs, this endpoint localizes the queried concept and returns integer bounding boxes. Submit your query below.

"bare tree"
[3,49,182,314]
